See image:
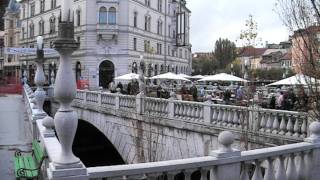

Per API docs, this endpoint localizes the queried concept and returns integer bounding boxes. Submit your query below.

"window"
[49,17,56,33]
[179,49,182,58]
[145,0,150,7]
[9,37,13,47]
[9,20,13,28]
[108,7,116,24]
[99,7,107,24]
[168,25,171,37]
[77,36,81,46]
[76,10,81,26]
[21,27,25,39]
[30,3,35,17]
[157,43,162,55]
[40,0,45,13]
[173,30,176,38]
[22,5,25,18]
[51,0,56,9]
[39,20,44,35]
[168,45,170,55]
[29,23,34,37]
[144,40,150,52]
[157,0,162,12]
[133,12,138,27]
[144,15,151,32]
[133,38,137,51]
[157,20,163,35]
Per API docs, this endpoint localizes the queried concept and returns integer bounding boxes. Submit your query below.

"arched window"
[108,7,116,24]
[133,12,138,27]
[49,16,56,33]
[29,23,34,37]
[157,20,163,35]
[39,20,44,35]
[154,64,158,75]
[76,9,81,26]
[144,15,151,31]
[99,7,107,24]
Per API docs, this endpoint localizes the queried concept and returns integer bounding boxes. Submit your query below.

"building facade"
[18,0,192,89]
[3,0,21,84]
[0,31,4,82]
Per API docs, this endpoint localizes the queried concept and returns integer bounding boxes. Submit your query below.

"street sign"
[4,47,58,55]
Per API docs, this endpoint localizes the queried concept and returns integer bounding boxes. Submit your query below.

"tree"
[238,14,263,48]
[275,0,320,120]
[214,38,237,69]
[192,55,218,75]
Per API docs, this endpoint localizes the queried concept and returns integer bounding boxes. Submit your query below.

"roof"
[238,47,268,57]
[280,51,292,60]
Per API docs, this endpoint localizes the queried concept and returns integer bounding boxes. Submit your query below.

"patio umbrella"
[177,73,191,79]
[198,73,248,82]
[150,72,190,81]
[114,73,140,81]
[267,74,320,86]
[189,75,205,79]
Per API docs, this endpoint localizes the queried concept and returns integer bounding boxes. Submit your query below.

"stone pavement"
[0,94,32,180]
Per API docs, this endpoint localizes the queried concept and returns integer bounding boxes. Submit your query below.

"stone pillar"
[33,36,47,118]
[47,11,88,180]
[203,95,212,123]
[210,131,241,180]
[168,92,177,119]
[304,121,320,180]
[136,93,144,114]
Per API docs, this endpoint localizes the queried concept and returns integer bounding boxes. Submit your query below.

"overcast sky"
[188,0,290,52]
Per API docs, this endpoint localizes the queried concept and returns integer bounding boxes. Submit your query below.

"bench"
[14,140,47,179]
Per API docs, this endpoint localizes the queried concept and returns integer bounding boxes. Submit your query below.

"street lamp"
[282,62,287,79]
[244,59,249,80]
[230,63,234,76]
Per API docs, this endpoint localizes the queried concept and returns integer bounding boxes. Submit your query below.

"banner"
[4,47,58,55]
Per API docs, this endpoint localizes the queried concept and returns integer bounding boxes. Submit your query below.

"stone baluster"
[166,171,177,180]
[212,107,218,123]
[48,13,88,179]
[240,163,249,180]
[179,103,184,118]
[266,113,273,133]
[42,115,55,137]
[184,170,193,180]
[184,104,189,119]
[296,152,306,180]
[293,115,300,137]
[233,109,239,128]
[210,131,241,180]
[259,112,266,132]
[33,36,47,119]
[286,115,294,136]
[227,108,234,127]
[275,155,286,180]
[301,118,307,138]
[252,160,263,180]
[272,113,280,134]
[199,106,203,120]
[187,105,193,120]
[222,108,228,126]
[264,157,275,180]
[279,114,286,135]
[286,153,297,180]
[217,108,223,125]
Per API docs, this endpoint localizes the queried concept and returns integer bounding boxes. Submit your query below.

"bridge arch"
[73,119,125,167]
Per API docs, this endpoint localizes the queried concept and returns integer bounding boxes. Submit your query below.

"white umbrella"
[177,73,191,78]
[114,73,140,81]
[198,73,248,82]
[150,72,190,81]
[267,74,320,86]
[189,75,205,79]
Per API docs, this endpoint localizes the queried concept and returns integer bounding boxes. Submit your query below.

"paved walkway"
[0,94,32,179]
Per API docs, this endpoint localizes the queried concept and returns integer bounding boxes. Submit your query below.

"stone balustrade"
[23,85,320,180]
[73,90,309,142]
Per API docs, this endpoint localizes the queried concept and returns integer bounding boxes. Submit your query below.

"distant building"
[291,26,320,73]
[3,0,20,84]
[18,0,192,89]
[260,49,288,69]
[237,47,267,75]
[192,52,214,59]
[0,31,4,81]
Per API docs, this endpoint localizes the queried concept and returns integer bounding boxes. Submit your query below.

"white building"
[18,0,192,89]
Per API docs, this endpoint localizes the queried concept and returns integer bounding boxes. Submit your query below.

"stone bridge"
[48,90,309,164]
[23,85,320,180]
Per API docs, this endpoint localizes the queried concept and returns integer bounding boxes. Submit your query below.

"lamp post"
[230,63,234,76]
[33,36,46,116]
[282,63,287,79]
[244,59,249,80]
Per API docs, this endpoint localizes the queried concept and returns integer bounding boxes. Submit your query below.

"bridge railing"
[87,129,320,180]
[73,90,309,142]
[23,85,320,180]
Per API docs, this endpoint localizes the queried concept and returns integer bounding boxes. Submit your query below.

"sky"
[188,0,290,52]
